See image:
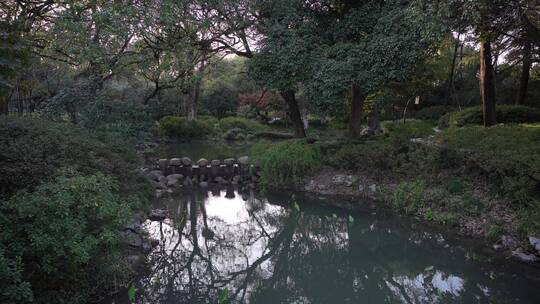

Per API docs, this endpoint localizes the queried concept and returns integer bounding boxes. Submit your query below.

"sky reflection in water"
[134,187,540,304]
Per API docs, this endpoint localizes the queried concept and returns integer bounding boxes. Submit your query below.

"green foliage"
[251,140,321,188]
[438,123,540,204]
[218,117,266,133]
[415,106,457,121]
[391,180,427,213]
[461,193,484,216]
[438,105,540,129]
[0,173,138,303]
[446,178,464,194]
[382,119,436,139]
[330,120,436,175]
[79,97,158,138]
[423,209,459,226]
[158,116,215,140]
[0,116,141,197]
[331,141,395,173]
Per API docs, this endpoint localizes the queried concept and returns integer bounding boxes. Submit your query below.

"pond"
[121,187,540,304]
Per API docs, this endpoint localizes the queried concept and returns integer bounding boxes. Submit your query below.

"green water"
[125,188,540,304]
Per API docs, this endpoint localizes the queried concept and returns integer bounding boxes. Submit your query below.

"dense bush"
[0,173,139,303]
[218,116,266,133]
[251,140,321,188]
[438,123,540,205]
[382,119,436,139]
[330,120,437,175]
[438,105,540,129]
[79,97,158,138]
[414,105,456,121]
[0,116,141,197]
[158,116,215,139]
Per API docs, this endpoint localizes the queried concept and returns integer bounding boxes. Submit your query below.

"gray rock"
[184,178,193,186]
[224,158,235,166]
[197,158,209,167]
[493,243,504,251]
[148,209,167,221]
[181,157,192,166]
[126,254,145,266]
[332,175,356,187]
[158,159,169,170]
[511,249,539,263]
[137,167,149,176]
[148,237,160,248]
[158,175,167,184]
[199,181,209,188]
[215,176,227,184]
[169,158,182,166]
[368,184,377,193]
[148,170,164,181]
[238,156,250,165]
[211,159,221,166]
[151,180,167,190]
[122,230,142,248]
[166,174,184,187]
[155,189,165,198]
[529,236,540,253]
[498,235,520,250]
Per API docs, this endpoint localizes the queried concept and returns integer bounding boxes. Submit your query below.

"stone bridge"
[142,156,260,194]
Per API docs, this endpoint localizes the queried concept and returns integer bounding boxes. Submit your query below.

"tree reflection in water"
[135,188,540,304]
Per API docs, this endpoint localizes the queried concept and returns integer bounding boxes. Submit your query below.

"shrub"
[391,180,427,213]
[438,105,540,129]
[382,119,436,139]
[218,117,266,133]
[415,105,456,121]
[251,140,321,188]
[438,123,540,205]
[0,116,142,197]
[0,173,139,303]
[330,120,436,175]
[331,141,395,173]
[158,116,215,139]
[79,97,158,138]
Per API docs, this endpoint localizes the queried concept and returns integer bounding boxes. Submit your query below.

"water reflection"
[134,188,540,304]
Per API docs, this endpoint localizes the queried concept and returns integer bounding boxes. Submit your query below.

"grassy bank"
[332,120,539,240]
[249,118,540,244]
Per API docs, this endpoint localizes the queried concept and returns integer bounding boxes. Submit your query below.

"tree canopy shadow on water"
[135,188,540,304]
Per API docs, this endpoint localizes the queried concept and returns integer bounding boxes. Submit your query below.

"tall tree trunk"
[349,84,366,139]
[479,38,497,127]
[0,95,7,115]
[187,78,201,121]
[280,90,306,138]
[516,38,531,105]
[445,34,461,105]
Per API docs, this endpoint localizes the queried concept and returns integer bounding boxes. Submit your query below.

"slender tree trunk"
[516,38,531,105]
[280,90,306,138]
[445,34,461,105]
[349,84,366,139]
[187,79,201,121]
[0,95,7,114]
[479,38,497,127]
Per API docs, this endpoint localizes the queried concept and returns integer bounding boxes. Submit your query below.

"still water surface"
[127,187,540,303]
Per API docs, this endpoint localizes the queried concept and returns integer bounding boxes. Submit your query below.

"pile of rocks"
[139,156,260,197]
[493,235,540,264]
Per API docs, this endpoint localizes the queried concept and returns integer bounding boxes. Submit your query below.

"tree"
[194,0,309,137]
[305,0,444,138]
